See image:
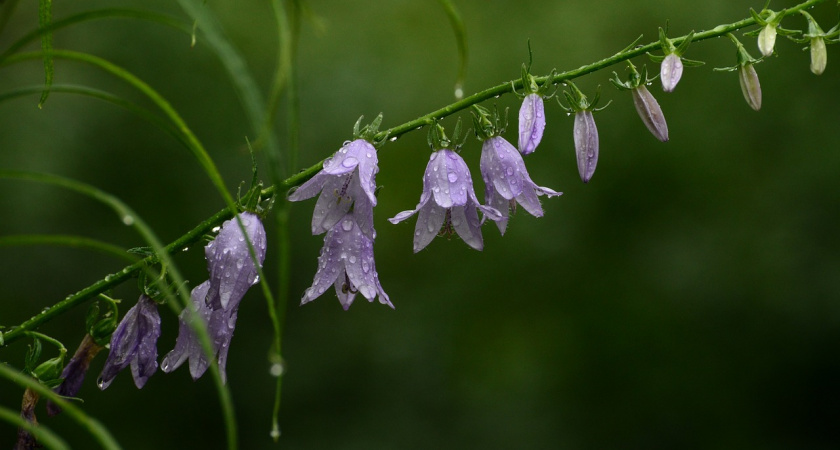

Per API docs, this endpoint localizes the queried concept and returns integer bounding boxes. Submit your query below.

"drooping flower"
[480,137,561,234]
[204,212,267,310]
[389,138,502,252]
[558,81,608,183]
[161,281,238,382]
[654,29,702,93]
[757,24,777,57]
[97,295,161,390]
[471,104,560,235]
[47,334,103,416]
[748,8,800,57]
[611,62,669,142]
[301,213,392,310]
[288,139,379,238]
[162,212,266,382]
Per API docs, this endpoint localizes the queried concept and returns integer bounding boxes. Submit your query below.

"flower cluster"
[94,212,266,389]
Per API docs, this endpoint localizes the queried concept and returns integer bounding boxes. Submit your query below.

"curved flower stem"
[0,234,138,263]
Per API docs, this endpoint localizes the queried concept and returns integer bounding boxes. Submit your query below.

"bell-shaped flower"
[652,29,703,93]
[288,139,379,238]
[747,8,800,57]
[480,136,561,234]
[792,11,840,76]
[161,281,238,382]
[97,295,161,390]
[204,212,267,310]
[47,334,103,416]
[302,213,392,310]
[389,148,502,252]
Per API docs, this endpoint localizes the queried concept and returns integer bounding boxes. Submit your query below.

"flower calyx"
[353,113,388,147]
[86,296,119,346]
[470,104,508,141]
[647,28,704,67]
[557,81,610,114]
[715,33,763,72]
[427,118,468,152]
[512,64,558,99]
[610,61,655,91]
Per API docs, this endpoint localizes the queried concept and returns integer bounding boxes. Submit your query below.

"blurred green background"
[2,0,839,448]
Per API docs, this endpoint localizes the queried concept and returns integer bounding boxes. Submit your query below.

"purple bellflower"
[288,138,380,239]
[162,212,266,382]
[97,295,161,390]
[205,212,267,310]
[558,81,609,184]
[390,123,502,252]
[161,281,238,382]
[302,213,392,310]
[472,104,560,234]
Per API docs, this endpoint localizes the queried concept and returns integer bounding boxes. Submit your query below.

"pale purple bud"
[573,110,599,183]
[97,295,161,390]
[518,93,546,155]
[631,85,669,142]
[758,24,777,57]
[738,64,762,111]
[810,38,827,75]
[204,212,267,310]
[480,136,561,234]
[389,149,502,252]
[660,53,683,93]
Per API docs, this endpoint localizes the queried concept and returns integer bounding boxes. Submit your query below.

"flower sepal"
[609,61,654,91]
[427,118,468,151]
[557,81,610,114]
[352,113,388,147]
[470,104,507,141]
[745,8,799,56]
[789,11,839,75]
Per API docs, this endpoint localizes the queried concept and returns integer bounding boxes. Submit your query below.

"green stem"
[0,404,70,450]
[0,364,122,449]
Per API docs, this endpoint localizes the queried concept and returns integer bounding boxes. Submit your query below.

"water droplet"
[121,215,134,226]
[270,362,285,377]
[447,172,458,183]
[341,219,354,231]
[454,87,464,99]
[342,140,351,146]
[161,361,170,372]
[270,427,281,440]
[342,157,359,168]
[388,136,398,142]
[182,247,190,252]
[349,255,357,263]
[212,226,221,233]
[97,377,106,389]
[236,260,244,269]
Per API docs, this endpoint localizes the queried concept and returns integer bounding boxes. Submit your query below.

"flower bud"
[810,37,827,75]
[631,85,669,142]
[573,110,599,183]
[738,64,762,111]
[757,24,777,57]
[660,53,683,92]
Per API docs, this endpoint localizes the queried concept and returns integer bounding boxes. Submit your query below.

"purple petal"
[451,201,484,251]
[98,296,160,390]
[660,54,683,93]
[574,110,599,183]
[480,137,525,200]
[631,85,669,142]
[427,150,470,208]
[413,201,446,253]
[322,140,378,204]
[205,213,267,310]
[48,335,103,416]
[311,174,353,235]
[518,93,546,155]
[287,171,329,202]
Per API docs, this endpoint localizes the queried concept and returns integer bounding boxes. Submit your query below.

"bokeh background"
[2,0,839,448]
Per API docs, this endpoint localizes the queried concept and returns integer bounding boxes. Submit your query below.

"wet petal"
[451,202,483,251]
[631,85,669,142]
[660,54,683,93]
[205,213,267,311]
[738,64,762,111]
[518,93,546,155]
[574,110,599,183]
[414,201,446,253]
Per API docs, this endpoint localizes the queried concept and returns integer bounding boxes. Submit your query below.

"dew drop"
[212,226,221,233]
[447,172,458,183]
[121,215,134,226]
[389,136,398,142]
[270,362,285,377]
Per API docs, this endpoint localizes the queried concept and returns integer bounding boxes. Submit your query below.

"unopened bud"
[660,54,683,92]
[738,64,762,111]
[758,24,777,57]
[631,85,669,142]
[810,37,827,75]
[573,110,599,183]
